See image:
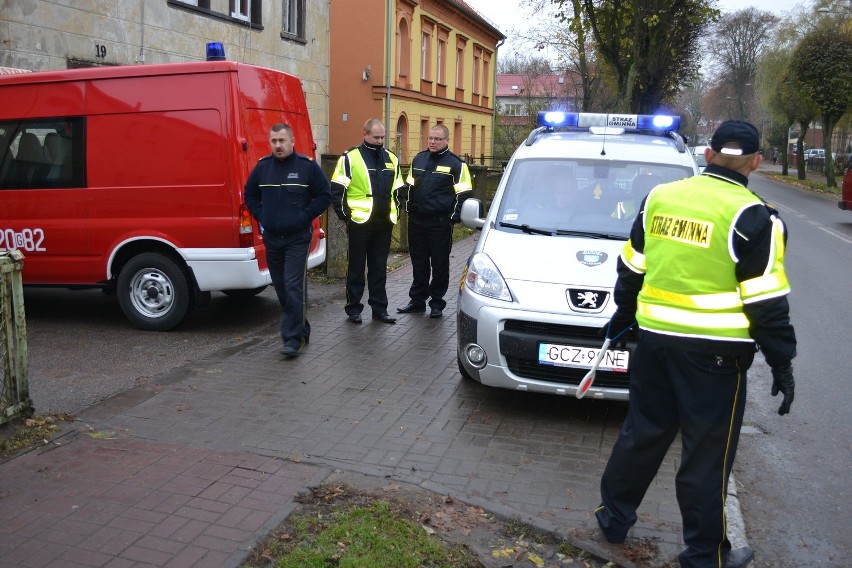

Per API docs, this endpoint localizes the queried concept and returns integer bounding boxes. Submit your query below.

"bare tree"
[497,52,553,75]
[674,76,711,146]
[707,8,780,123]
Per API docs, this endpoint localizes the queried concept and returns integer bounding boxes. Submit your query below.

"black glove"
[600,309,636,344]
[771,363,795,416]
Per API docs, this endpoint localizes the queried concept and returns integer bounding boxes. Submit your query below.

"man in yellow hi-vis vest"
[595,121,797,568]
[331,119,403,324]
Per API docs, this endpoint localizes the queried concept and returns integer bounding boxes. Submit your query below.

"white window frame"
[232,0,251,21]
[282,0,302,36]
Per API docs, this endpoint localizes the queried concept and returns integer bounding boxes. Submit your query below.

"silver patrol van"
[457,111,699,400]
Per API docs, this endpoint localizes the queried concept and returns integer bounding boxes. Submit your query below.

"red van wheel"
[117,253,192,331]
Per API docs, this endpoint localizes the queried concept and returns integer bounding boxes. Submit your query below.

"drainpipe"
[490,38,505,166]
[137,0,145,63]
[385,0,392,132]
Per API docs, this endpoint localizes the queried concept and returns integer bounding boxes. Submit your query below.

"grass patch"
[759,170,841,196]
[244,481,613,568]
[246,496,479,568]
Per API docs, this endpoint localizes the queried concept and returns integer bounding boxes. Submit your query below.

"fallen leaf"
[492,547,516,559]
[421,524,435,535]
[526,551,545,567]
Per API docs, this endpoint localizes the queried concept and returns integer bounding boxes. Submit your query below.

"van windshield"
[495,158,694,238]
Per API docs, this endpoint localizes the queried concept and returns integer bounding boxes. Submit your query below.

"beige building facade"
[0,0,330,151]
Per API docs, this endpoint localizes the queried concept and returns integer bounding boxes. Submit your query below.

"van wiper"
[499,222,553,236]
[554,229,627,240]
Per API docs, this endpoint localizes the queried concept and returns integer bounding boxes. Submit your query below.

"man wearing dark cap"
[594,120,797,568]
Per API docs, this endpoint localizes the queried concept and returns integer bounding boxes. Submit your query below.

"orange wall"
[329,0,387,153]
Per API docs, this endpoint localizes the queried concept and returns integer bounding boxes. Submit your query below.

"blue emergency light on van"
[206,42,226,61]
[537,111,679,132]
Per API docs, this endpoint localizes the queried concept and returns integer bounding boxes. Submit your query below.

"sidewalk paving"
[0,233,748,567]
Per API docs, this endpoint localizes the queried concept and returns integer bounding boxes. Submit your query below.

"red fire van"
[0,61,326,330]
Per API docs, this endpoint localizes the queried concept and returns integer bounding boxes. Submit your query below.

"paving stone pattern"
[0,234,690,567]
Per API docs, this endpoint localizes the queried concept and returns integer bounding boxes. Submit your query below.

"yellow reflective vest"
[621,175,790,342]
[331,146,403,224]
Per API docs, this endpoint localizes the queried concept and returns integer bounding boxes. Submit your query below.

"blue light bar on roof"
[537,111,680,132]
[539,111,578,127]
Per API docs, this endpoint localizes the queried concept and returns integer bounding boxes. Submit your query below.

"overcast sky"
[464,0,808,56]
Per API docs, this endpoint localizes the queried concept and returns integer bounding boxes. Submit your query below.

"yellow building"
[329,0,504,164]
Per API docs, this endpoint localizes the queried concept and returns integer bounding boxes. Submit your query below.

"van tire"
[221,286,267,299]
[117,253,192,331]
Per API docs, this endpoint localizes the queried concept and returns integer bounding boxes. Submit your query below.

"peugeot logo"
[566,288,610,313]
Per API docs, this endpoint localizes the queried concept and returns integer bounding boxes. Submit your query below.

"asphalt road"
[733,170,852,568]
[24,277,344,415]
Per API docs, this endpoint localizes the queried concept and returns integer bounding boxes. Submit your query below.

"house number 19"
[95,44,107,58]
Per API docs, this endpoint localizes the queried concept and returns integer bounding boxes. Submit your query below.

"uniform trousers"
[406,213,453,311]
[345,218,393,316]
[264,230,311,350]
[597,335,753,568]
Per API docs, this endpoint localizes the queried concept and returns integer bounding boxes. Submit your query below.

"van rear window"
[0,117,85,190]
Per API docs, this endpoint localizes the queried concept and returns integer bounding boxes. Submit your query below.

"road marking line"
[818,226,852,244]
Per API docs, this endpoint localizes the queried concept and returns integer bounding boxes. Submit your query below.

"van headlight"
[463,252,512,301]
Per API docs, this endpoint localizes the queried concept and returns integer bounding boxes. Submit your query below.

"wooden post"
[319,154,348,278]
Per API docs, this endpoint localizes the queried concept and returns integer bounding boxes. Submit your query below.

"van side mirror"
[460,198,485,230]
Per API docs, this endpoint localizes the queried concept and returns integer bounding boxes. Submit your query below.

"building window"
[472,47,482,95]
[421,33,434,80]
[228,0,262,25]
[437,39,445,84]
[456,47,464,88]
[482,53,491,97]
[282,0,304,39]
[421,19,434,81]
[505,104,522,116]
[453,121,462,154]
[421,119,430,150]
[398,18,411,81]
[179,0,211,7]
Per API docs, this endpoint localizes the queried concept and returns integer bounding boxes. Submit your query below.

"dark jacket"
[401,147,472,220]
[244,152,331,237]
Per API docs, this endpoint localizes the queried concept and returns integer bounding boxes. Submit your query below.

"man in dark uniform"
[397,124,472,318]
[244,123,331,358]
[595,121,797,568]
[330,118,403,325]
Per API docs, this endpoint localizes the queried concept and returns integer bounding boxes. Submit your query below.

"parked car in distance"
[804,148,825,162]
[839,161,852,211]
[691,145,708,173]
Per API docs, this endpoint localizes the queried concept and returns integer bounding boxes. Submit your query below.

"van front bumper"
[457,293,631,401]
